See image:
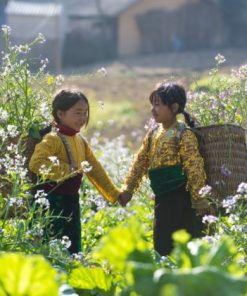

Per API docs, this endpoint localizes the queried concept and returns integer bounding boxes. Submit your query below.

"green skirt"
[148,165,187,196]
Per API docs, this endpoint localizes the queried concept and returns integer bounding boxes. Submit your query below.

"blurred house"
[64,0,226,65]
[116,0,225,56]
[4,0,247,67]
[5,1,65,72]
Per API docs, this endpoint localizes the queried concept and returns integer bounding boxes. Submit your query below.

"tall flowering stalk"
[187,54,247,126]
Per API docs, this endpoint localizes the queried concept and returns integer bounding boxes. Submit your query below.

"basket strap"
[57,132,77,171]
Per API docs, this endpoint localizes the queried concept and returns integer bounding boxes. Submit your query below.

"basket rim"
[196,123,246,131]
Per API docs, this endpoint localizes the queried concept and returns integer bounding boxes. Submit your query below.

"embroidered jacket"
[124,121,209,209]
[29,131,120,203]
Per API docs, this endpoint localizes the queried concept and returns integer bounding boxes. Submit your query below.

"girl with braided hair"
[120,82,213,256]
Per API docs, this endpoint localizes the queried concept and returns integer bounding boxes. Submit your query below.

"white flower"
[7,125,19,138]
[202,215,218,224]
[27,223,44,237]
[39,164,52,176]
[199,185,212,198]
[40,102,50,119]
[71,252,83,261]
[97,67,107,76]
[48,156,59,166]
[81,161,92,172]
[0,108,9,123]
[96,226,104,235]
[202,235,218,244]
[16,44,31,54]
[41,58,49,65]
[228,214,239,224]
[35,197,50,209]
[34,190,47,199]
[55,75,64,86]
[49,239,60,252]
[1,25,11,35]
[36,33,46,44]
[61,236,71,249]
[215,53,226,65]
[187,241,200,256]
[237,183,247,195]
[222,196,237,213]
[8,197,24,207]
[116,208,127,216]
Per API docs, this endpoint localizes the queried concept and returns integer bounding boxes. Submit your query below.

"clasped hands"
[118,191,132,207]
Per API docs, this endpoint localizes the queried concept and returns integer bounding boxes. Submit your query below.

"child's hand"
[118,191,132,207]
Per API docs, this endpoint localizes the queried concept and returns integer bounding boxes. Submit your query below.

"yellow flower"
[47,75,55,85]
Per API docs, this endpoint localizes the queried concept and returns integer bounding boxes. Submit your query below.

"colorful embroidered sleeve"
[84,141,121,203]
[179,130,209,209]
[123,132,150,194]
[29,133,72,181]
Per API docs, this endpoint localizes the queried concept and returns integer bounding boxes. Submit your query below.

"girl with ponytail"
[120,82,213,256]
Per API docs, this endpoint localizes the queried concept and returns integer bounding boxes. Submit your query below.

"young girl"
[120,82,213,256]
[29,90,121,254]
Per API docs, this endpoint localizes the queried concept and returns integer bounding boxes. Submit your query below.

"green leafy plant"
[0,252,59,296]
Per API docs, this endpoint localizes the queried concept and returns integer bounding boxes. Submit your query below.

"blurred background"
[1,0,247,143]
[2,0,247,69]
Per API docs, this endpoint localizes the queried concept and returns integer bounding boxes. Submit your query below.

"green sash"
[148,165,187,196]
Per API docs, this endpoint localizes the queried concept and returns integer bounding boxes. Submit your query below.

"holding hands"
[118,191,132,207]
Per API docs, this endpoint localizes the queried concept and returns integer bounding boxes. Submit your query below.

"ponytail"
[182,111,195,128]
[39,124,52,137]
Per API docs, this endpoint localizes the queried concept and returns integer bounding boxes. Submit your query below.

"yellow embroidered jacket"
[124,121,209,209]
[29,132,120,203]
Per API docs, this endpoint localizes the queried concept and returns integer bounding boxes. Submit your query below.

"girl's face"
[57,99,88,132]
[151,94,177,127]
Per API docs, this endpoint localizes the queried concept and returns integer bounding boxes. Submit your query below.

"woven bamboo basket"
[194,124,247,202]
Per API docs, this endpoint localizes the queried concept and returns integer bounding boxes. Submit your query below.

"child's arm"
[179,130,210,210]
[83,140,121,204]
[29,133,72,181]
[123,132,150,195]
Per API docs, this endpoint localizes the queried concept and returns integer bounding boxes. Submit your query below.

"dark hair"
[149,82,195,127]
[52,89,90,126]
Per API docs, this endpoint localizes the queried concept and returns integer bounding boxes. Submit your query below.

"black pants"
[47,193,81,254]
[153,185,202,256]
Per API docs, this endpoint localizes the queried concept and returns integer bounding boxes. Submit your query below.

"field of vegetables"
[0,26,247,296]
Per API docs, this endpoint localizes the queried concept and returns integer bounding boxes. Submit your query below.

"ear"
[171,103,179,114]
[57,110,63,120]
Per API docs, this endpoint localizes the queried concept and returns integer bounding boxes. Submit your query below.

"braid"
[39,124,52,137]
[182,111,195,128]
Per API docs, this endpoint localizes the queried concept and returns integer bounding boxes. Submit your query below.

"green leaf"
[68,266,112,292]
[158,266,247,296]
[93,218,149,272]
[0,252,59,296]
